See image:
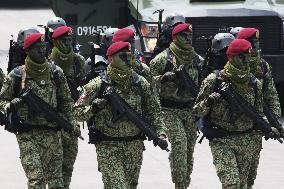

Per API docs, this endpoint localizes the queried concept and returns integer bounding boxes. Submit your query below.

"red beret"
[237,28,258,40]
[112,28,135,43]
[23,33,44,50]
[107,41,129,57]
[172,23,192,39]
[52,26,73,39]
[226,39,252,59]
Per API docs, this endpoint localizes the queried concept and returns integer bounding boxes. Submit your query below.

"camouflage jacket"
[192,72,263,132]
[60,53,85,80]
[149,48,203,106]
[74,73,166,137]
[0,68,5,90]
[255,59,281,117]
[0,63,77,129]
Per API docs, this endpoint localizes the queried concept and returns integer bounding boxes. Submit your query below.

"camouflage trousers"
[17,129,64,189]
[163,108,197,188]
[247,132,262,189]
[95,139,144,189]
[209,132,262,189]
[61,131,78,189]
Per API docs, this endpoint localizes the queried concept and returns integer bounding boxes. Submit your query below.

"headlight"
[140,22,158,52]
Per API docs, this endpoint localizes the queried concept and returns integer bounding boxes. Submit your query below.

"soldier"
[201,33,235,81]
[50,26,85,189]
[74,41,167,189]
[7,27,40,73]
[149,23,202,189]
[236,28,282,189]
[112,28,150,80]
[192,39,279,188]
[153,14,185,56]
[0,33,79,189]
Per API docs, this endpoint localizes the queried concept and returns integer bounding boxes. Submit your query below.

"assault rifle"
[197,35,214,81]
[7,36,26,73]
[174,65,199,98]
[21,88,84,140]
[263,103,284,138]
[66,78,81,101]
[218,82,283,143]
[102,87,169,151]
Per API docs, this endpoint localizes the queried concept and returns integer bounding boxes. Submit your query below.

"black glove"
[205,92,221,106]
[10,98,23,112]
[161,72,176,83]
[91,98,107,113]
[154,134,169,151]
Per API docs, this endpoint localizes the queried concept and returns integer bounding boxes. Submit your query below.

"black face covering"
[211,48,228,70]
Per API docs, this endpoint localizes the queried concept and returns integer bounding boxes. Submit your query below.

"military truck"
[48,0,284,109]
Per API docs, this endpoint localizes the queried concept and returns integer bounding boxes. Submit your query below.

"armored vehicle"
[48,0,284,109]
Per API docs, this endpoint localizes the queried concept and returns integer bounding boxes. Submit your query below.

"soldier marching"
[0,14,283,189]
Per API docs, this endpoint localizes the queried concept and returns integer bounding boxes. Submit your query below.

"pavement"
[0,8,283,189]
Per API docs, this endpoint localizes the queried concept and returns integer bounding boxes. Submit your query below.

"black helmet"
[163,15,185,29]
[211,33,235,53]
[84,55,108,76]
[100,28,119,48]
[47,17,66,32]
[230,27,244,38]
[17,27,40,46]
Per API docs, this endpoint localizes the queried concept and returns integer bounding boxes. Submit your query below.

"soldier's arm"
[0,72,16,112]
[140,77,166,136]
[74,77,102,122]
[149,51,167,82]
[263,64,281,117]
[192,73,216,117]
[56,68,77,128]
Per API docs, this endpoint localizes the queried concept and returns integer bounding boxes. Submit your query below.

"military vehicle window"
[140,22,158,52]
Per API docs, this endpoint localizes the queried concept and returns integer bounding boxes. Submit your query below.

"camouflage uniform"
[0,63,76,189]
[56,53,85,189]
[51,25,86,189]
[192,71,264,189]
[150,48,201,188]
[74,70,166,188]
[246,58,281,189]
[0,68,5,90]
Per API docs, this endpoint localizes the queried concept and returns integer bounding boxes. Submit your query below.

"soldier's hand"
[161,72,176,83]
[72,125,83,139]
[10,98,23,111]
[268,127,280,139]
[205,92,221,106]
[91,98,107,113]
[154,134,169,151]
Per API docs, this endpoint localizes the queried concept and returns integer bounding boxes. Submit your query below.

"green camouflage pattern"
[0,68,5,90]
[246,59,281,189]
[149,49,201,187]
[53,52,85,189]
[150,49,199,102]
[17,130,64,189]
[96,140,144,189]
[192,72,264,189]
[163,107,197,188]
[0,62,76,189]
[74,73,166,188]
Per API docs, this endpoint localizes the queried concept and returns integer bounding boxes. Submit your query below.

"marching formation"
[0,14,282,189]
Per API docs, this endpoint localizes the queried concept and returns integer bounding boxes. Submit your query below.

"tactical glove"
[205,92,221,107]
[9,98,23,112]
[161,72,176,83]
[154,134,169,151]
[91,98,107,113]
